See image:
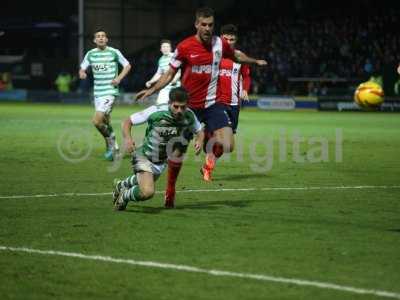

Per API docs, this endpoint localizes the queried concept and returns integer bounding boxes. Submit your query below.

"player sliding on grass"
[79,29,131,161]
[136,7,267,186]
[113,87,204,210]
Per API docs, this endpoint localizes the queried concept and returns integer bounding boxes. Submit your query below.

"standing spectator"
[0,72,13,91]
[55,71,72,93]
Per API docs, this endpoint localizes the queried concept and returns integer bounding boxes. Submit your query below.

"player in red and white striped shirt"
[136,7,267,206]
[201,24,252,181]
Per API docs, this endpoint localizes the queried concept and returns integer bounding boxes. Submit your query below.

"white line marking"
[0,185,399,200]
[1,245,399,299]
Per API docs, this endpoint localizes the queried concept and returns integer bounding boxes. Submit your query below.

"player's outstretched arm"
[146,72,162,88]
[234,50,267,66]
[136,67,178,101]
[170,69,181,86]
[121,118,135,154]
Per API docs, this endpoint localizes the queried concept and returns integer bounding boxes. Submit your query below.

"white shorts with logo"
[94,95,116,114]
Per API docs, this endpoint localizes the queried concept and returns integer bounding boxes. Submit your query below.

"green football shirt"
[80,46,130,97]
[130,104,201,163]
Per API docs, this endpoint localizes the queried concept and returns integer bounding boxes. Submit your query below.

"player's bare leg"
[202,126,234,181]
[114,171,155,210]
[92,111,118,160]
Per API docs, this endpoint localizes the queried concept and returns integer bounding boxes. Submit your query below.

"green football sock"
[97,124,112,138]
[121,175,137,188]
[122,185,145,202]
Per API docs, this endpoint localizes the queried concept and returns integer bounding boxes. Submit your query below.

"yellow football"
[354,81,384,108]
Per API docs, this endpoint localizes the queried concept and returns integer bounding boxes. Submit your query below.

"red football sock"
[204,143,224,171]
[166,159,183,196]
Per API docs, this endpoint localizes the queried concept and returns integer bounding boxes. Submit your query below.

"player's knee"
[140,186,155,200]
[92,117,102,128]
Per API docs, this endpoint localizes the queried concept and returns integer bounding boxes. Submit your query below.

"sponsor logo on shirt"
[219,69,232,77]
[93,64,109,72]
[158,127,178,137]
[191,65,212,74]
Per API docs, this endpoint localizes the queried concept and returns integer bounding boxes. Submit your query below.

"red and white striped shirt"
[217,58,251,106]
[170,35,235,109]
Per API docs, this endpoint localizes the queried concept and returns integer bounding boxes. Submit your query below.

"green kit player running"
[113,87,204,210]
[79,29,131,161]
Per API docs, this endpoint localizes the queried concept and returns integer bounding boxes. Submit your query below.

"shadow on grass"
[125,198,253,214]
[212,172,271,182]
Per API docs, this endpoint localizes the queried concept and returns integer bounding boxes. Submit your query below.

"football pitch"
[0,102,400,300]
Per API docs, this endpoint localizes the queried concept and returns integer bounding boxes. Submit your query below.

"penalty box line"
[0,245,400,299]
[0,185,400,200]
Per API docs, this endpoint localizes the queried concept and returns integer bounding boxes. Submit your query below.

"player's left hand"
[397,64,400,75]
[194,141,202,155]
[256,60,268,66]
[241,90,250,101]
[111,78,121,86]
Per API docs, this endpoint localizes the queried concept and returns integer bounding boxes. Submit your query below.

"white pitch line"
[0,185,399,200]
[0,245,399,299]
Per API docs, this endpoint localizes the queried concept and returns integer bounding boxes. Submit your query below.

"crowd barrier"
[1,90,399,112]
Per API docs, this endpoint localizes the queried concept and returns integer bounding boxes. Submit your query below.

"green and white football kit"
[112,104,201,209]
[80,46,130,113]
[155,53,181,104]
[129,104,201,178]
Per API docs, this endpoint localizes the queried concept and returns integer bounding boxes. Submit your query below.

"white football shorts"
[94,95,116,114]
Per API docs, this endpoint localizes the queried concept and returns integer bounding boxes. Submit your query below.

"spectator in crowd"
[0,72,13,91]
[55,71,73,93]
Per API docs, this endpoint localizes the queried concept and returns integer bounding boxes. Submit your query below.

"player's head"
[169,87,188,120]
[221,24,238,48]
[93,30,108,48]
[160,39,172,55]
[195,7,214,44]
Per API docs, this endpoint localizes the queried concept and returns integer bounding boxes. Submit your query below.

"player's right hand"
[79,70,87,80]
[135,89,152,101]
[256,59,268,66]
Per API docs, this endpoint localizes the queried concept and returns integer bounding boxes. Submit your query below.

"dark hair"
[169,87,188,104]
[195,7,214,20]
[160,39,172,46]
[221,24,238,36]
[93,29,107,37]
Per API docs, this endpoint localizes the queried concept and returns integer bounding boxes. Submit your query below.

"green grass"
[0,102,399,300]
